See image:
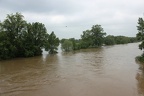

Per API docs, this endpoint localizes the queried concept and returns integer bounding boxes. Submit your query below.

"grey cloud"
[0,0,82,15]
[0,0,144,39]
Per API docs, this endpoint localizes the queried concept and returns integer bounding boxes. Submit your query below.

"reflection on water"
[0,54,60,96]
[0,43,143,96]
[135,60,144,96]
[136,71,144,95]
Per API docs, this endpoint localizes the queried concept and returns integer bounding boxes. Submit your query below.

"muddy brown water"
[0,43,144,96]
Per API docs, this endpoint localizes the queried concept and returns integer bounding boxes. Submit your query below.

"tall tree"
[2,12,27,57]
[0,13,51,59]
[137,17,144,50]
[22,22,48,56]
[91,25,106,46]
[81,24,106,47]
[45,31,59,54]
[30,22,48,55]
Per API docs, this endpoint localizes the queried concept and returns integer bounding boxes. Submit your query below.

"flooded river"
[0,43,144,96]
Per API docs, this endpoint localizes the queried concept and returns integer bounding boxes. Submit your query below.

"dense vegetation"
[0,13,59,60]
[136,17,144,62]
[104,35,138,45]
[0,12,138,60]
[61,26,138,52]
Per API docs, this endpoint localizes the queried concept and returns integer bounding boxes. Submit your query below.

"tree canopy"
[60,24,138,52]
[0,12,139,59]
[0,12,59,60]
[81,25,106,48]
[136,17,144,62]
[137,17,144,50]
[45,31,60,54]
[61,39,73,52]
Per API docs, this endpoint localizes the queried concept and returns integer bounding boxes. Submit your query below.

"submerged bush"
[136,54,144,63]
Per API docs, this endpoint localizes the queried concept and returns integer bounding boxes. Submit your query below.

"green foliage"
[45,31,59,54]
[114,36,130,44]
[0,12,140,59]
[104,35,115,45]
[79,40,90,49]
[69,38,81,50]
[137,17,144,50]
[2,12,27,57]
[129,37,138,43]
[0,12,59,60]
[61,38,81,51]
[60,24,137,52]
[0,32,11,59]
[61,38,67,43]
[104,35,137,45]
[23,22,48,56]
[61,40,73,52]
[81,24,106,48]
[136,17,144,63]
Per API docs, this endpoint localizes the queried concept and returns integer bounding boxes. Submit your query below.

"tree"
[137,17,144,50]
[81,30,93,48]
[22,22,48,56]
[104,35,115,45]
[2,12,27,57]
[81,24,106,47]
[136,17,144,62]
[45,31,59,54]
[91,25,106,46]
[114,36,130,44]
[0,13,51,59]
[0,31,11,59]
[69,38,81,50]
[129,37,138,43]
[61,40,73,52]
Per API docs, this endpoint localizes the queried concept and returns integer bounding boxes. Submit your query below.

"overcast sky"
[0,0,144,39]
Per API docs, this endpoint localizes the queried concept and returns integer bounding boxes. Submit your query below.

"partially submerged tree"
[137,17,144,50]
[61,40,73,52]
[45,31,59,54]
[136,17,144,62]
[23,22,48,57]
[81,24,106,48]
[2,12,27,57]
[0,13,60,60]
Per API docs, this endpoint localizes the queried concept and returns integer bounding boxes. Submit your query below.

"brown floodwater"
[0,43,144,96]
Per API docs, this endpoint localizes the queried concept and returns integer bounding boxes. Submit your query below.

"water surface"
[0,43,143,96]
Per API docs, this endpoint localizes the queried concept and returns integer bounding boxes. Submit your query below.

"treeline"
[0,13,59,60]
[104,35,138,45]
[0,13,138,60]
[61,25,138,52]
